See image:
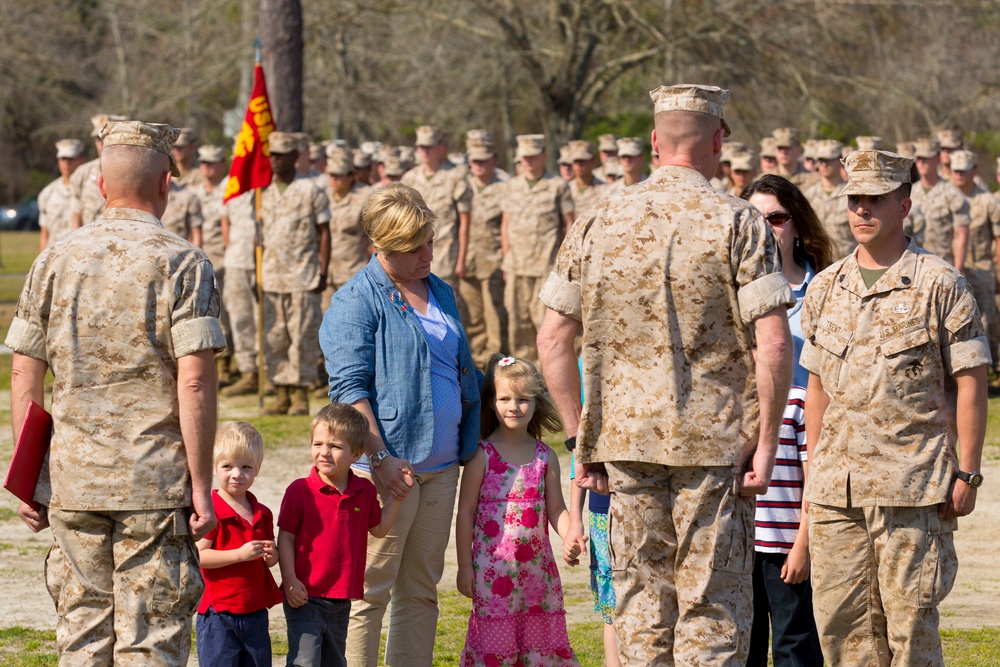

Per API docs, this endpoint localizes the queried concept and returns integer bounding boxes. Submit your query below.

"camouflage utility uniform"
[69,158,105,225]
[910,179,970,265]
[37,178,76,246]
[161,181,203,242]
[401,161,472,283]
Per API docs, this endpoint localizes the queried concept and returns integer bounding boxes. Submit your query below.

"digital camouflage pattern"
[802,180,855,258]
[192,176,228,269]
[222,189,256,271]
[327,181,372,289]
[962,184,1000,355]
[37,178,76,246]
[263,290,322,387]
[259,174,331,292]
[501,172,574,277]
[400,160,472,282]
[5,207,224,510]
[568,176,610,218]
[161,181,203,241]
[799,240,990,507]
[539,165,793,466]
[909,179,970,265]
[69,158,105,225]
[224,268,258,374]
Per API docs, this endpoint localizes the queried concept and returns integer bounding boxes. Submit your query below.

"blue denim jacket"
[320,255,482,465]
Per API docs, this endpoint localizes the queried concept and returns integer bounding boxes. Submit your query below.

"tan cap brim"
[837,180,903,197]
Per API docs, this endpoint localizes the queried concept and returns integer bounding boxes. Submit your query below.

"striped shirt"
[754,386,808,554]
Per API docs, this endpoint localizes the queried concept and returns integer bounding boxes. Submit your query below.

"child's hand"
[284,577,309,608]
[563,534,588,566]
[261,540,278,564]
[456,565,475,599]
[237,540,266,561]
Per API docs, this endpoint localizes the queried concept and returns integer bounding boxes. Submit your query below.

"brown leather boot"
[288,386,310,416]
[220,372,258,397]
[216,357,234,388]
[262,385,291,415]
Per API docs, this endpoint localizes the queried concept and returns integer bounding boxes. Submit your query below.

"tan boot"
[288,386,310,416]
[261,386,291,415]
[216,357,234,388]
[221,372,258,397]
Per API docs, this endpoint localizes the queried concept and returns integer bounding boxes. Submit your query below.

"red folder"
[3,400,52,511]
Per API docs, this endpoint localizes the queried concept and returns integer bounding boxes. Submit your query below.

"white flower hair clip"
[498,356,516,367]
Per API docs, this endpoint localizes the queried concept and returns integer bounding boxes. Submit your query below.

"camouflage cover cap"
[100,121,181,176]
[598,133,619,153]
[291,132,310,153]
[772,127,800,148]
[603,156,622,177]
[467,143,495,161]
[383,155,406,177]
[650,84,731,137]
[197,145,226,163]
[855,136,883,151]
[90,113,127,137]
[308,143,325,161]
[568,140,597,161]
[557,145,573,165]
[466,129,494,145]
[326,152,354,175]
[352,148,372,169]
[398,145,416,168]
[895,142,916,159]
[814,139,844,160]
[329,139,349,150]
[173,127,198,148]
[516,134,546,158]
[415,125,444,147]
[448,152,468,167]
[803,139,818,160]
[936,129,963,150]
[616,137,644,158]
[55,139,85,159]
[377,145,400,162]
[912,138,941,159]
[839,150,913,197]
[949,149,977,171]
[268,131,298,155]
[720,140,748,162]
[360,141,381,157]
[760,137,777,158]
[729,150,757,172]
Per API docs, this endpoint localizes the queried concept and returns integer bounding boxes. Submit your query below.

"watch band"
[957,470,984,488]
[371,448,391,468]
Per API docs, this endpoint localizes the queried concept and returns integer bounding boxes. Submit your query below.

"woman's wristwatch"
[370,449,391,468]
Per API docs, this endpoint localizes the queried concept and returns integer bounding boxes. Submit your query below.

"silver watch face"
[969,472,984,488]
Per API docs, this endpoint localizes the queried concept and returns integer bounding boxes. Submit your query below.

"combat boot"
[262,385,291,415]
[221,372,258,397]
[288,387,310,416]
[216,357,234,388]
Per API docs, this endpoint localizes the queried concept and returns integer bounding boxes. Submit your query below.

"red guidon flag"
[224,63,275,202]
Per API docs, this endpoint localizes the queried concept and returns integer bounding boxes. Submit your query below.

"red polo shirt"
[197,490,284,614]
[277,468,381,600]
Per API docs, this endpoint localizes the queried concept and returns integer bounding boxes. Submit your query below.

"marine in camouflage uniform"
[70,114,127,228]
[219,188,260,395]
[325,151,372,291]
[460,130,509,366]
[910,137,970,266]
[259,132,331,415]
[401,125,473,285]
[605,136,648,194]
[501,134,575,362]
[161,180,204,243]
[38,139,86,250]
[538,85,794,667]
[567,139,610,216]
[802,139,854,258]
[172,127,201,187]
[800,150,988,667]
[6,121,225,666]
[773,128,819,189]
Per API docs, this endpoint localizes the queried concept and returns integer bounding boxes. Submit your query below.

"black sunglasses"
[765,212,793,226]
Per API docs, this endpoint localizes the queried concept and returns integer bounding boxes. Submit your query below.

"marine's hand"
[576,463,609,495]
[284,577,309,607]
[188,491,217,541]
[18,501,48,533]
[940,478,977,520]
[457,565,475,599]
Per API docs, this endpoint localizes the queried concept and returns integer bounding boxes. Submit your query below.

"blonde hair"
[214,421,265,468]
[312,403,370,455]
[362,182,436,254]
[480,353,563,440]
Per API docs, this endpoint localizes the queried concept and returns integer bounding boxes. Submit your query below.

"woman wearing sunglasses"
[739,174,835,667]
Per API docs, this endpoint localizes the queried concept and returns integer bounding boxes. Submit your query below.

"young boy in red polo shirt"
[196,421,284,667]
[278,403,412,666]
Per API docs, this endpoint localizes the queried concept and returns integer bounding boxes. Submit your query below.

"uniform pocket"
[917,511,957,609]
[880,326,933,399]
[150,511,204,616]
[813,321,852,392]
[710,475,754,575]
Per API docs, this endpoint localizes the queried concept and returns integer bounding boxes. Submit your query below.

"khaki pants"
[263,290,322,387]
[223,267,258,374]
[504,274,547,362]
[458,270,507,367]
[809,503,957,667]
[345,464,460,667]
[608,463,754,667]
[46,508,203,666]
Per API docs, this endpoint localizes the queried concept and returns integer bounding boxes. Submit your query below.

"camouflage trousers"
[809,504,957,667]
[45,508,203,666]
[458,270,507,367]
[263,290,321,387]
[214,267,233,359]
[966,268,998,364]
[504,274,547,362]
[223,267,258,374]
[607,463,754,666]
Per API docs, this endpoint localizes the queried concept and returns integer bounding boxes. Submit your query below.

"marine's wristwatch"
[957,470,984,488]
[370,449,391,468]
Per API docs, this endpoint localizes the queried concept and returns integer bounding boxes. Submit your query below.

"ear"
[97,174,107,199]
[650,128,658,155]
[713,127,725,155]
[161,171,172,201]
[351,449,363,463]
[899,195,912,220]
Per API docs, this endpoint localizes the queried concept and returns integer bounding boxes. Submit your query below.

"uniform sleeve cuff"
[4,317,47,361]
[457,203,472,214]
[171,317,227,358]
[946,336,991,374]
[538,271,582,321]
[799,341,821,376]
[739,273,795,324]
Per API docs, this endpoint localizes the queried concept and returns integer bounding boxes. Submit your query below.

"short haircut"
[312,403,369,454]
[214,421,265,468]
[480,353,563,440]
[362,182,437,254]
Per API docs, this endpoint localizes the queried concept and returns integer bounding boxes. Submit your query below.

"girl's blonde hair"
[480,353,563,440]
[214,421,265,468]
[362,182,437,254]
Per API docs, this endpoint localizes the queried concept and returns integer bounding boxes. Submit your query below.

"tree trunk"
[259,0,303,132]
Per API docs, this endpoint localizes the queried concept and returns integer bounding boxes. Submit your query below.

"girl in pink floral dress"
[456,354,580,667]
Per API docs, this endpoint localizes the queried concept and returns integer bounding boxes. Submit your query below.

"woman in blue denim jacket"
[320,183,482,667]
